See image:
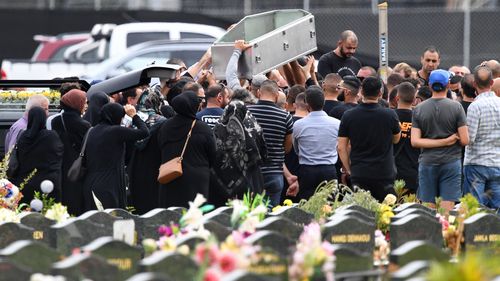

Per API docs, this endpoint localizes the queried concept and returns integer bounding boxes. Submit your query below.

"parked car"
[83,39,213,81]
[31,32,90,62]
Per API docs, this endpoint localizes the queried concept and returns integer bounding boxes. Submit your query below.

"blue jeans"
[463,165,500,212]
[263,173,284,207]
[418,159,462,203]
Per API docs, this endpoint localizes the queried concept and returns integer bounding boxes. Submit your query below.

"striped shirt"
[248,100,293,174]
[464,91,500,167]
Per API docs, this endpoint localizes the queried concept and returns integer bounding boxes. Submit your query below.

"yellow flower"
[321,204,332,215]
[379,204,392,214]
[283,199,293,206]
[383,194,397,206]
[381,211,395,225]
[272,205,282,212]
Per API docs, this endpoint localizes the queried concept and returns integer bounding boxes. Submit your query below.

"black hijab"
[99,103,125,125]
[83,91,109,126]
[171,91,200,120]
[24,107,47,140]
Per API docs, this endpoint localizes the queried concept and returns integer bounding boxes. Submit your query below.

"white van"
[67,22,226,62]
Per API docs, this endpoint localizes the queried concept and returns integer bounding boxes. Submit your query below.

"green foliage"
[335,185,380,213]
[242,191,269,221]
[34,191,55,214]
[459,194,481,219]
[126,206,136,214]
[0,153,9,179]
[427,251,500,281]
[18,168,37,191]
[298,180,336,220]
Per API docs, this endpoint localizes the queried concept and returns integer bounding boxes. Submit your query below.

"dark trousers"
[350,177,396,202]
[297,164,337,201]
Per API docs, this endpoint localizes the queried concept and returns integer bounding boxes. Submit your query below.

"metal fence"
[0,0,498,69]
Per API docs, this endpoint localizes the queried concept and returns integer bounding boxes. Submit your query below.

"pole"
[378,2,389,84]
[303,0,310,11]
[463,0,471,68]
[244,0,252,15]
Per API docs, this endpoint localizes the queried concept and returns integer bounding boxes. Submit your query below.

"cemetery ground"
[0,166,499,281]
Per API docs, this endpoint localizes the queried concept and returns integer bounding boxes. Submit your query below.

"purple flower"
[158,225,172,236]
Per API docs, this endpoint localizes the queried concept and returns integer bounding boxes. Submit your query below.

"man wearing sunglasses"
[417,46,441,86]
[196,84,229,129]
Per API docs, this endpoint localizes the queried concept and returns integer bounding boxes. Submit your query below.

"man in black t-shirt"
[322,73,342,114]
[329,75,361,120]
[338,77,401,202]
[417,46,440,86]
[318,30,362,79]
[393,82,420,193]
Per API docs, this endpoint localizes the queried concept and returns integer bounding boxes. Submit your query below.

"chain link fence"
[0,0,498,68]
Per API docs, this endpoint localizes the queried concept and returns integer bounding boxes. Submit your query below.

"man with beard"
[318,30,362,79]
[417,46,441,86]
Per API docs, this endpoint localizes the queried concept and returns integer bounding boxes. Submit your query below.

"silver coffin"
[211,9,317,80]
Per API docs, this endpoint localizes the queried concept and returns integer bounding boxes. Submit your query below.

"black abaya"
[157,92,216,208]
[52,109,91,215]
[83,104,149,211]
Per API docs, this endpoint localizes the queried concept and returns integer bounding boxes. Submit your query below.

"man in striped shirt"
[248,80,295,206]
[464,66,500,212]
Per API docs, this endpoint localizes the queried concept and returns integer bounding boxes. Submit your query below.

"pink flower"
[195,244,219,266]
[437,214,450,231]
[219,252,237,273]
[204,268,221,281]
[158,225,171,236]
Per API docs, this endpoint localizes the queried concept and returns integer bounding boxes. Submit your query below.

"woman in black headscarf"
[83,91,109,126]
[11,107,63,204]
[82,103,149,210]
[51,89,91,215]
[210,100,266,206]
[157,91,216,208]
[127,87,167,214]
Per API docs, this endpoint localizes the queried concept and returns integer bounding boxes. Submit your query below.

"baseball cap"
[251,74,267,89]
[429,69,451,91]
[338,75,361,90]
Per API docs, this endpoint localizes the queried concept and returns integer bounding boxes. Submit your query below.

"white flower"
[239,216,260,233]
[0,208,20,223]
[248,204,267,217]
[40,180,54,194]
[230,199,248,226]
[383,194,397,206]
[45,203,70,223]
[191,193,207,208]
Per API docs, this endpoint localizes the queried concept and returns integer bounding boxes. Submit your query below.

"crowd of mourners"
[4,29,500,216]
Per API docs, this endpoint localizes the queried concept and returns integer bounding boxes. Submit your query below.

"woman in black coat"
[11,107,63,204]
[157,91,216,208]
[83,103,149,210]
[127,87,167,214]
[83,91,109,126]
[51,89,91,216]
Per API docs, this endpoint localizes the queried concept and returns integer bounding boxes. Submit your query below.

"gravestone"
[322,215,375,255]
[106,209,144,244]
[175,233,206,250]
[393,203,435,215]
[332,245,373,273]
[332,209,376,223]
[213,206,234,216]
[390,240,448,268]
[50,218,112,255]
[391,208,436,223]
[78,210,121,229]
[336,205,375,218]
[463,213,500,253]
[390,214,443,250]
[140,251,198,281]
[391,260,431,281]
[51,253,119,281]
[167,207,186,215]
[81,237,142,280]
[202,220,232,241]
[126,272,173,281]
[268,206,313,225]
[203,210,232,227]
[140,209,182,240]
[246,248,288,281]
[0,240,61,274]
[18,212,57,246]
[221,270,270,281]
[256,216,303,241]
[0,222,34,249]
[0,258,33,281]
[245,230,293,258]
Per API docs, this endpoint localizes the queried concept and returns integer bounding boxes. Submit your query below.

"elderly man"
[5,94,50,153]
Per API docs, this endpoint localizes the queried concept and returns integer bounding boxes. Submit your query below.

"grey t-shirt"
[412,98,467,164]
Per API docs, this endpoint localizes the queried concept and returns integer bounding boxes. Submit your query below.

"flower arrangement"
[288,222,335,281]
[376,194,396,233]
[0,90,61,105]
[228,192,268,234]
[44,203,70,223]
[0,178,23,210]
[298,180,336,221]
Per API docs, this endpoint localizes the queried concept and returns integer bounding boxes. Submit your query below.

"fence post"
[463,0,471,68]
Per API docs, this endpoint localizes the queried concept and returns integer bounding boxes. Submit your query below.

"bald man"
[318,30,362,79]
[492,78,500,97]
